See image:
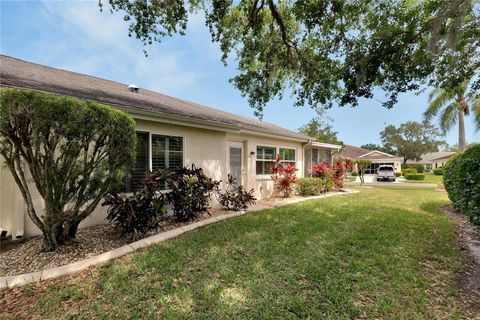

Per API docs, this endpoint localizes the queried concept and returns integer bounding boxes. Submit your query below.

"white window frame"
[149,132,186,172]
[125,130,186,193]
[255,144,297,178]
[304,147,332,177]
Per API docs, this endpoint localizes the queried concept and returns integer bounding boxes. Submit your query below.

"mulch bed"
[442,205,480,317]
[0,209,229,277]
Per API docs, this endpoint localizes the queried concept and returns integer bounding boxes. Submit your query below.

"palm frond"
[425,88,455,120]
[439,102,459,133]
[472,97,480,132]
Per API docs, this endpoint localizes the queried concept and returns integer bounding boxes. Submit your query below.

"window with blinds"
[126,132,149,192]
[151,134,183,171]
[126,132,184,192]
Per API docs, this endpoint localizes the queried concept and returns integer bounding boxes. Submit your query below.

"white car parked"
[376,165,396,182]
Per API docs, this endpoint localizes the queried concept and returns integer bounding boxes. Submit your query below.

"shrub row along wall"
[443,144,480,226]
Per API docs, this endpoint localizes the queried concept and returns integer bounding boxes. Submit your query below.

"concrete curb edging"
[0,189,358,290]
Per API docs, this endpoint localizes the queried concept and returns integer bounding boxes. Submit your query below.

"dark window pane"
[312,149,319,164]
[280,148,295,161]
[257,146,276,160]
[256,161,264,175]
[127,132,149,192]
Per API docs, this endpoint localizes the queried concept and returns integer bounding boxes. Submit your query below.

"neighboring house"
[337,145,403,174]
[0,55,341,238]
[406,152,456,172]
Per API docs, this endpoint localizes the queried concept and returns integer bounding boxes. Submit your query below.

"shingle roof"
[0,55,310,141]
[339,145,373,159]
[339,145,402,160]
[405,152,456,164]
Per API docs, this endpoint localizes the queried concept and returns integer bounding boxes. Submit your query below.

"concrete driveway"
[347,175,438,188]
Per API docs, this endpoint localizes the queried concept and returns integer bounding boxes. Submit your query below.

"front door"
[228,142,243,185]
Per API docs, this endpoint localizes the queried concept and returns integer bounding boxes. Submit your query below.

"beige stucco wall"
[1,117,307,238]
[1,119,231,238]
[226,132,304,199]
[0,115,312,236]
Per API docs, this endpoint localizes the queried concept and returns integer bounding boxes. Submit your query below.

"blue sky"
[1,0,478,147]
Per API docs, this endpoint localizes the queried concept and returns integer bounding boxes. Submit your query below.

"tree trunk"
[41,208,75,251]
[458,109,466,152]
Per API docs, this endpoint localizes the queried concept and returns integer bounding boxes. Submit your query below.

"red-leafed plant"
[271,155,298,197]
[311,161,330,178]
[344,158,354,171]
[332,159,345,188]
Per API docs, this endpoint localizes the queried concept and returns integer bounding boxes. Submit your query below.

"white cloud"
[33,0,212,94]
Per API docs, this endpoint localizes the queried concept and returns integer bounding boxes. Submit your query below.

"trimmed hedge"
[433,168,443,175]
[404,173,425,180]
[395,172,402,177]
[443,145,480,226]
[351,171,358,176]
[403,164,425,173]
[296,177,334,196]
[401,168,417,175]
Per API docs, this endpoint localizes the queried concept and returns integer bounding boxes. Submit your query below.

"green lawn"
[2,187,466,319]
[403,172,444,186]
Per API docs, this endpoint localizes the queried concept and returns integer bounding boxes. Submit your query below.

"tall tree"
[360,144,395,155]
[380,121,445,164]
[424,81,480,151]
[101,0,479,117]
[298,108,343,145]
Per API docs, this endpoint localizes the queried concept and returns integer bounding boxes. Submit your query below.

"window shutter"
[127,132,149,192]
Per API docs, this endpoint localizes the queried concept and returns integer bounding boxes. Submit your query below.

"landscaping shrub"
[443,145,480,226]
[351,171,358,177]
[103,169,170,236]
[402,168,417,176]
[332,159,346,188]
[271,155,298,197]
[311,161,330,178]
[167,165,221,221]
[404,173,425,180]
[296,178,318,196]
[433,168,443,175]
[403,164,424,173]
[296,177,333,196]
[395,172,402,177]
[0,88,136,251]
[217,174,256,211]
[103,189,167,238]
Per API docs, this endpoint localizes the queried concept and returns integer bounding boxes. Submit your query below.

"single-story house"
[0,55,341,239]
[405,152,456,172]
[337,145,403,174]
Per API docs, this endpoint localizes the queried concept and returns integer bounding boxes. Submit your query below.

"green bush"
[402,168,417,176]
[296,177,333,196]
[404,173,425,180]
[433,168,443,175]
[402,163,425,173]
[351,171,358,176]
[0,88,136,251]
[395,172,402,177]
[403,164,424,173]
[443,145,480,226]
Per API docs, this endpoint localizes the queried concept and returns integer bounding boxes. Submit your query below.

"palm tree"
[425,82,480,152]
